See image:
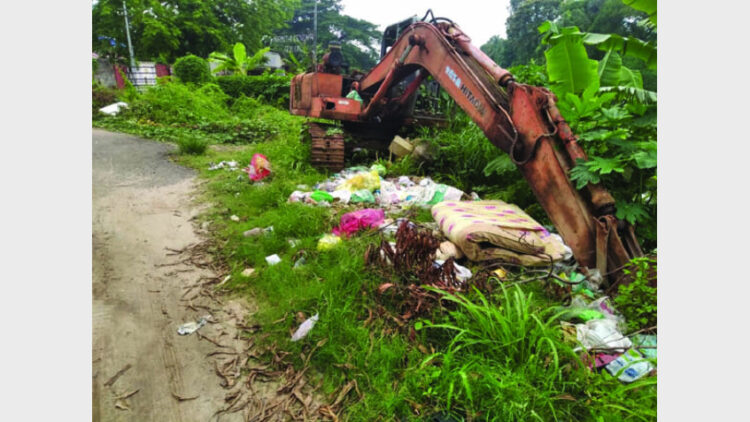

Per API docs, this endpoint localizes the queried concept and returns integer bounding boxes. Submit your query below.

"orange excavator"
[289,10,643,285]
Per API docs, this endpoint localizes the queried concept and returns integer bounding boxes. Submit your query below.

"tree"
[92,0,298,64]
[270,0,381,71]
[480,36,508,67]
[503,0,562,66]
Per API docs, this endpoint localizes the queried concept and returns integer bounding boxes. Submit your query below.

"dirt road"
[92,130,247,421]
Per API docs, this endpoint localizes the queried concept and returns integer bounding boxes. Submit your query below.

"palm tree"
[208,43,270,75]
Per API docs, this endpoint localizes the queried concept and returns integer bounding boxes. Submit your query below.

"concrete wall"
[94,59,117,88]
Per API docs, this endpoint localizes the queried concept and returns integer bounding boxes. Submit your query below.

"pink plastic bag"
[245,153,271,181]
[332,209,385,237]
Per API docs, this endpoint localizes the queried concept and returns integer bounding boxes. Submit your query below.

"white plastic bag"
[291,313,319,341]
[265,254,281,265]
[575,318,631,352]
[177,315,210,335]
[99,102,128,116]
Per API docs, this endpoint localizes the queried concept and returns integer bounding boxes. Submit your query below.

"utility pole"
[123,0,136,71]
[312,0,317,69]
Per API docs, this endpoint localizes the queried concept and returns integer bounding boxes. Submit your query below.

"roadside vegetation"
[92,0,656,419]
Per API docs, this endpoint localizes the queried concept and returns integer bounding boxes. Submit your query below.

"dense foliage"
[613,256,657,332]
[216,73,291,108]
[481,0,655,83]
[173,54,212,84]
[92,0,299,63]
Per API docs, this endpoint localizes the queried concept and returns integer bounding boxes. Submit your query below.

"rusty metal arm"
[353,21,643,283]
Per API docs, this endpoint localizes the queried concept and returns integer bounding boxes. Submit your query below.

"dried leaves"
[365,220,465,321]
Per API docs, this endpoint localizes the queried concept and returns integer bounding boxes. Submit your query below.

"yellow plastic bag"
[336,170,380,192]
[317,234,342,251]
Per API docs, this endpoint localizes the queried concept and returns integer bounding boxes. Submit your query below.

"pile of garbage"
[288,165,465,211]
[231,158,655,384]
[208,153,272,183]
[556,277,656,383]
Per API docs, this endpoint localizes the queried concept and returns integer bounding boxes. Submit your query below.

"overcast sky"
[339,0,512,47]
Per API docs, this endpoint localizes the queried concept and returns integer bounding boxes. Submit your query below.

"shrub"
[230,95,263,115]
[216,71,291,107]
[128,82,230,124]
[613,256,657,332]
[92,83,119,115]
[173,54,212,84]
[177,134,207,155]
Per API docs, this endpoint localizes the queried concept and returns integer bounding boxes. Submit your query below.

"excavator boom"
[289,15,643,284]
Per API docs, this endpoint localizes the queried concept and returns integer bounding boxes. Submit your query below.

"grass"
[177,133,208,155]
[93,81,657,420]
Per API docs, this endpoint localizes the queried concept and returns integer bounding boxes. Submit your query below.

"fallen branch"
[172,392,199,401]
[104,364,132,387]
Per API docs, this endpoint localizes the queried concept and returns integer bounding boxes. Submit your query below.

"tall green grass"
[412,286,656,420]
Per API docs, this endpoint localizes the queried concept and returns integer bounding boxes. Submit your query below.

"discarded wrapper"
[208,161,239,171]
[230,215,240,222]
[241,268,255,277]
[291,313,319,341]
[605,349,654,383]
[177,315,210,335]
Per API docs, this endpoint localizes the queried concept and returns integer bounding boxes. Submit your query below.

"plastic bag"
[351,189,375,203]
[330,189,352,204]
[377,180,402,206]
[632,334,657,359]
[332,209,385,237]
[310,190,334,202]
[575,318,631,352]
[265,254,281,265]
[288,190,311,203]
[397,176,415,187]
[317,234,341,251]
[99,102,128,116]
[336,170,380,192]
[370,163,386,176]
[177,316,209,335]
[291,313,319,341]
[245,153,271,182]
[605,349,654,383]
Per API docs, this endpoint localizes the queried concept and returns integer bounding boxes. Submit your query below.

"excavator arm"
[290,16,643,285]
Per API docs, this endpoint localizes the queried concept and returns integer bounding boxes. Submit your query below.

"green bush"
[177,133,208,155]
[92,83,119,115]
[128,82,230,124]
[173,54,212,84]
[216,71,291,107]
[614,256,657,332]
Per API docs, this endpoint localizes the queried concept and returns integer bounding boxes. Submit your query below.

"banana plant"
[208,43,270,75]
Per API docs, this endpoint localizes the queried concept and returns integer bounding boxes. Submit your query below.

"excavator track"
[307,122,345,172]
